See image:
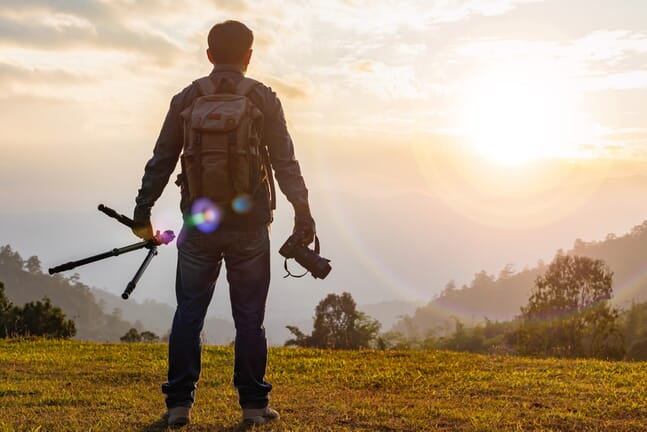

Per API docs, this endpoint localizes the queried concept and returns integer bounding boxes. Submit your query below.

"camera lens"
[311,257,332,279]
[293,245,331,279]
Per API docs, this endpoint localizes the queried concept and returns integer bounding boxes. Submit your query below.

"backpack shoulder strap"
[236,77,261,96]
[194,76,217,96]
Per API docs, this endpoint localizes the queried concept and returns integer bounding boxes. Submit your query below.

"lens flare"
[190,198,221,233]
[231,194,253,214]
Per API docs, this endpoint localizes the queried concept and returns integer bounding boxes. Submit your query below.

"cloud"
[452,30,647,91]
[582,71,647,92]
[206,0,250,13]
[427,0,544,23]
[0,60,109,104]
[0,0,107,20]
[0,62,94,86]
[455,30,647,61]
[314,0,543,34]
[0,2,184,66]
[263,76,311,99]
[572,30,647,62]
[604,128,647,144]
[310,57,426,103]
[0,0,645,160]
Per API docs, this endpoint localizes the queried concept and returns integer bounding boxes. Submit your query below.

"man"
[132,20,315,428]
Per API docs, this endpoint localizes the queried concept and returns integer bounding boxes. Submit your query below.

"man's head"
[207,20,253,69]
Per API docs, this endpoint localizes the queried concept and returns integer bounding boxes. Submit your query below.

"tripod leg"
[122,247,158,300]
[48,240,151,275]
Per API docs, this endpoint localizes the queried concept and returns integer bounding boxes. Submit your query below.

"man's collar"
[210,64,245,75]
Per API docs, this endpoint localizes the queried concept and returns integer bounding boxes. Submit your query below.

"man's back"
[131,20,315,428]
[134,63,313,232]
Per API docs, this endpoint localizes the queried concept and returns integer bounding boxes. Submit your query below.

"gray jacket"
[134,64,312,227]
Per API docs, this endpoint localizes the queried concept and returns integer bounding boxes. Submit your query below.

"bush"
[140,331,160,342]
[120,328,142,343]
[626,338,647,361]
[1,292,76,339]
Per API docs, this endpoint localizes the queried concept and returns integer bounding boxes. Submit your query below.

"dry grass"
[1,339,647,431]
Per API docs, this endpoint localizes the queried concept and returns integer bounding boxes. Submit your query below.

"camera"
[279,232,331,279]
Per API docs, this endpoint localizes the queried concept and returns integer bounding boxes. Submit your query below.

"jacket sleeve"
[262,91,313,222]
[133,90,189,221]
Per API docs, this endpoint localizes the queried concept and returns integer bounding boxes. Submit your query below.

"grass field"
[0,340,646,431]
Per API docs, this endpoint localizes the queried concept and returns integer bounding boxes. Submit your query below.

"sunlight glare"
[462,63,584,164]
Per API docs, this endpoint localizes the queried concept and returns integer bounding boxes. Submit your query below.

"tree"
[353,311,382,348]
[120,328,142,343]
[284,325,310,347]
[140,331,160,342]
[437,319,485,353]
[0,245,140,341]
[0,281,14,338]
[470,271,496,289]
[120,328,158,343]
[517,254,623,359]
[310,292,357,349]
[11,298,76,338]
[286,292,381,349]
[377,330,417,350]
[621,302,647,350]
[24,256,42,274]
[1,281,76,339]
[627,338,647,361]
[498,264,515,280]
[439,280,457,298]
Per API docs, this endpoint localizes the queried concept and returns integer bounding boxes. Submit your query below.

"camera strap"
[283,236,320,278]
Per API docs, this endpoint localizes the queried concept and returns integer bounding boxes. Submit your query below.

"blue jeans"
[162,224,272,409]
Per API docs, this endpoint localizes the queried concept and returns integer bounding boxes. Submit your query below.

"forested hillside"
[393,219,647,337]
[0,245,141,341]
[0,245,239,343]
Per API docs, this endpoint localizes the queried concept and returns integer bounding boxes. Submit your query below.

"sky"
[1,0,647,325]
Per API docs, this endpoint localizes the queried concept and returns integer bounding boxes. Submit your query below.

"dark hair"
[207,20,254,64]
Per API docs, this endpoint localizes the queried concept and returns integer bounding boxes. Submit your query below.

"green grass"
[0,340,646,431]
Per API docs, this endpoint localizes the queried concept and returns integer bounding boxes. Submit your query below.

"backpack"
[178,76,275,220]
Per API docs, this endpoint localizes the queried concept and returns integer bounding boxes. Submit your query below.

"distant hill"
[0,244,137,341]
[91,288,173,336]
[0,244,238,344]
[92,288,236,345]
[392,219,647,337]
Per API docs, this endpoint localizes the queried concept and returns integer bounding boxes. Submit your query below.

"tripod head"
[48,204,176,300]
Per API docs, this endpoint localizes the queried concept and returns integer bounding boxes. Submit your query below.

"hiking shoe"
[164,406,191,428]
[242,406,280,425]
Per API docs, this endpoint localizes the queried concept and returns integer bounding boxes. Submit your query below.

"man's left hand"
[294,215,316,246]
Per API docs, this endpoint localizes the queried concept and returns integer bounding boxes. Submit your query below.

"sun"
[461,63,583,164]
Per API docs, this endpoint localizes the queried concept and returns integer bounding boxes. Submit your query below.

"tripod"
[48,204,175,300]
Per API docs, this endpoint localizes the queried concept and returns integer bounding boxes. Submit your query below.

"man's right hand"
[132,207,154,240]
[132,219,154,240]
